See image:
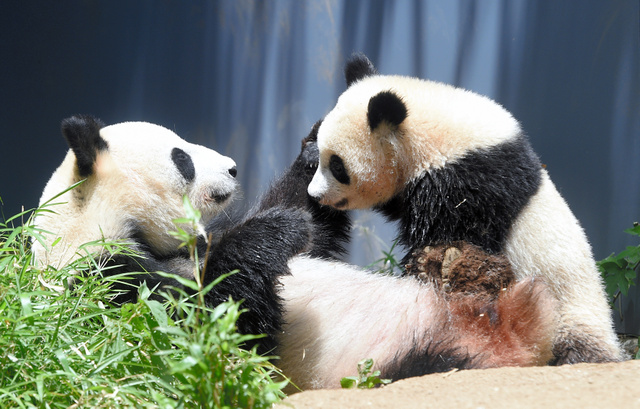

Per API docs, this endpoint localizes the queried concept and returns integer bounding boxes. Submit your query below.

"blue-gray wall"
[1,0,638,332]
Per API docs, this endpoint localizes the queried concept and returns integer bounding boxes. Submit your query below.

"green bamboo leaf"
[89,344,141,376]
[340,377,358,389]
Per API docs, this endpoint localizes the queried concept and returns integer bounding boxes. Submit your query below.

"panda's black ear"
[345,53,378,87]
[61,115,108,178]
[367,91,407,131]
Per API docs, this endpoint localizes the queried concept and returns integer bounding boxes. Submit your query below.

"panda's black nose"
[228,166,237,178]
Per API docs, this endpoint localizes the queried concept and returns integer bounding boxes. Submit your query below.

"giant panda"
[33,115,239,270]
[307,53,622,365]
[33,114,315,355]
[34,115,558,391]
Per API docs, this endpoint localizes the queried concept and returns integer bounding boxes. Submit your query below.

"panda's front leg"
[202,206,313,355]
[253,121,322,212]
[98,239,196,305]
[254,121,352,259]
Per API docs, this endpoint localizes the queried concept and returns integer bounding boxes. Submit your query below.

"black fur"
[62,115,108,178]
[101,251,190,303]
[201,207,313,354]
[171,147,196,183]
[102,207,312,356]
[344,53,378,87]
[95,221,195,303]
[378,135,542,263]
[367,91,408,130]
[194,120,352,351]
[253,121,352,259]
[98,121,350,355]
[550,330,621,365]
[381,338,479,382]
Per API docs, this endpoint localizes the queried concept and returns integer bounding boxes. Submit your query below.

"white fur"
[504,172,620,356]
[278,256,557,390]
[278,256,446,390]
[309,72,622,361]
[33,121,237,269]
[308,75,520,209]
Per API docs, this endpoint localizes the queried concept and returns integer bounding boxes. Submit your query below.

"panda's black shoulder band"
[61,115,108,178]
[379,134,541,256]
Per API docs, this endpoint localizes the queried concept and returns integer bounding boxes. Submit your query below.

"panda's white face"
[308,93,407,210]
[34,118,238,268]
[100,122,237,226]
[308,73,521,210]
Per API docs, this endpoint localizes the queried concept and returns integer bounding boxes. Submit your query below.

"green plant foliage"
[597,222,640,303]
[0,200,286,408]
[340,358,391,389]
[368,240,402,275]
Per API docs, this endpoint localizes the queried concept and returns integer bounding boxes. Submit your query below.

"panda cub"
[35,115,558,391]
[307,53,622,364]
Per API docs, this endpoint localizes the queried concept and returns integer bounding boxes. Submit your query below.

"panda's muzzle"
[214,167,237,203]
[211,191,232,204]
[206,168,237,204]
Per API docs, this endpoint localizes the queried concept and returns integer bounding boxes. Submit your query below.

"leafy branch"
[597,222,640,305]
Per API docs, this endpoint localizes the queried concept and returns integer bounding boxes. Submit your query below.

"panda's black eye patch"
[329,154,350,185]
[171,148,195,183]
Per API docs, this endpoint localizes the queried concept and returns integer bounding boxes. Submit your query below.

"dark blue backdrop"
[1,0,638,332]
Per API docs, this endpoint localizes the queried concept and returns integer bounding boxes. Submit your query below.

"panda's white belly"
[277,256,442,390]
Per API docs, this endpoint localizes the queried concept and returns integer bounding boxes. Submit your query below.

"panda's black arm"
[202,206,312,355]
[99,250,194,305]
[252,121,352,259]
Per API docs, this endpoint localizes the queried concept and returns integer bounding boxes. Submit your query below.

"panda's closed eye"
[329,154,350,185]
[171,148,196,183]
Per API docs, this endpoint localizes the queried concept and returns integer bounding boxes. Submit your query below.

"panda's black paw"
[302,120,320,145]
[296,120,321,176]
[300,139,319,170]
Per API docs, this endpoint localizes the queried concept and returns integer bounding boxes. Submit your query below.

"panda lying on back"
[35,115,558,390]
[307,53,622,364]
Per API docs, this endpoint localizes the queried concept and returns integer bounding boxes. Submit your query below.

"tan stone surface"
[276,360,640,409]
